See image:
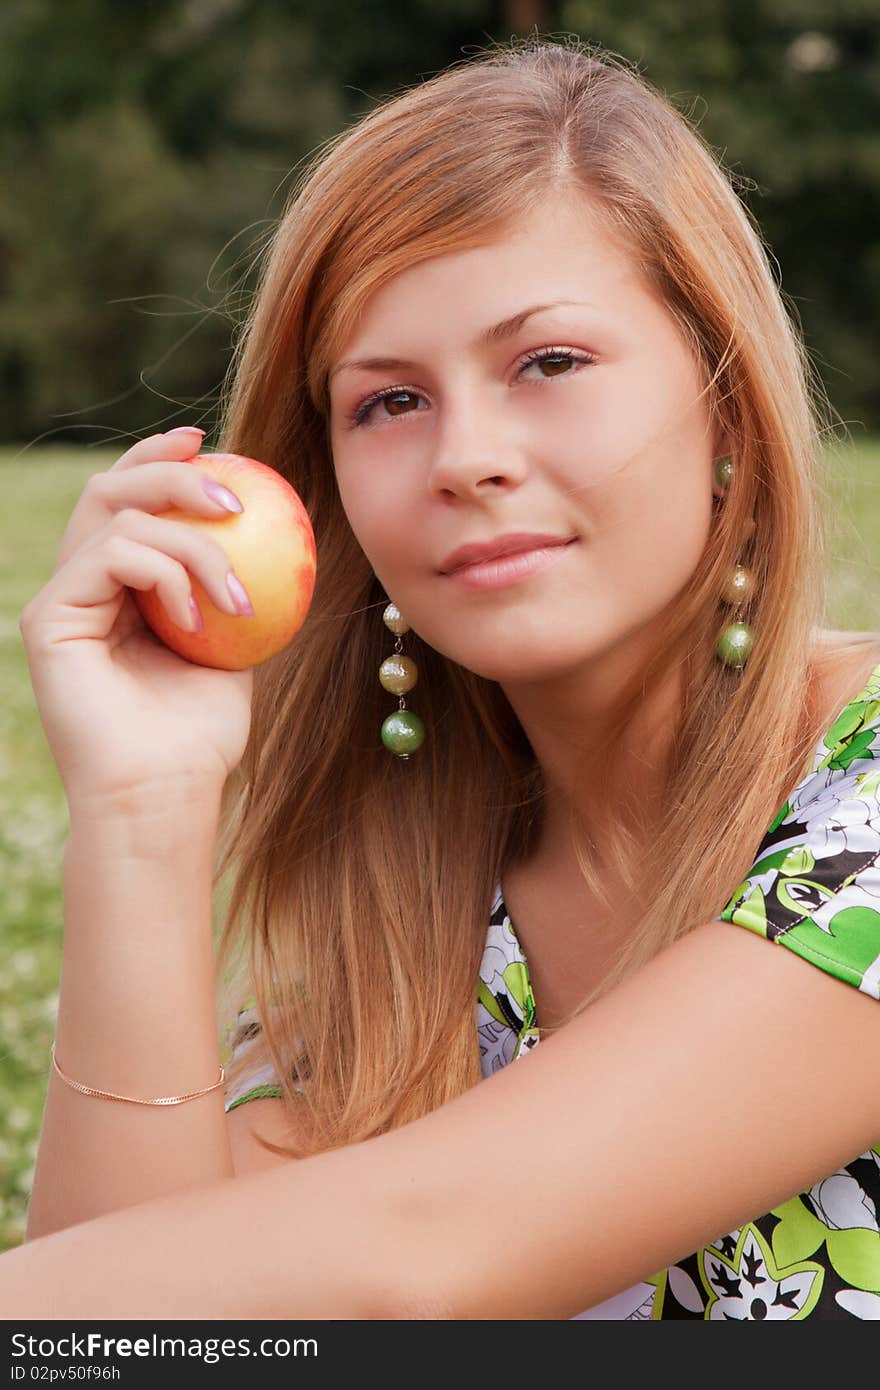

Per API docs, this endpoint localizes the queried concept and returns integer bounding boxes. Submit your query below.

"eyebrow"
[328,299,594,383]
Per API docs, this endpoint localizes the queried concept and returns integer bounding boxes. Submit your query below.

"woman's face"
[326,189,724,687]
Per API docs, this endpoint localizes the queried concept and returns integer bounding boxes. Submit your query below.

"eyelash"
[346,346,597,428]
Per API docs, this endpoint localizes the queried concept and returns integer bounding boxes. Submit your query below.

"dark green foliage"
[0,0,877,441]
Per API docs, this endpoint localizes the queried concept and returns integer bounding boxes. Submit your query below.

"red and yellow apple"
[131,452,316,671]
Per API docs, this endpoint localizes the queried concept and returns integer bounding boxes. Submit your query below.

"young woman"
[5,37,879,1320]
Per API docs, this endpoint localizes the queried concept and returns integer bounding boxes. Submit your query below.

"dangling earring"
[713,456,756,669]
[380,602,425,758]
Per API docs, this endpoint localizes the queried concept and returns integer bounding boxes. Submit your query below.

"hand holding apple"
[19,430,318,809]
[131,452,316,671]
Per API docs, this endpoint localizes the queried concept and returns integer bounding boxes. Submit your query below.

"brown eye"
[384,391,419,416]
[352,388,424,426]
[538,355,574,376]
[518,347,595,383]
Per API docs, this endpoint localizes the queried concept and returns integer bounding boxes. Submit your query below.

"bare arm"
[25,784,234,1240]
[2,917,878,1318]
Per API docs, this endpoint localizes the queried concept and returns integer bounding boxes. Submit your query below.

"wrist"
[66,777,224,857]
[50,1040,225,1107]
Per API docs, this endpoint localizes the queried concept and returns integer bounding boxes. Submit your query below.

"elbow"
[370,1207,464,1320]
[386,1285,457,1320]
[348,1247,452,1320]
[364,1165,473,1319]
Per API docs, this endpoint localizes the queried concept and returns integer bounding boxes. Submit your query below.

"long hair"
[212,35,842,1158]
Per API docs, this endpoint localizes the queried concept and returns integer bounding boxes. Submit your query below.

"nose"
[425,389,527,501]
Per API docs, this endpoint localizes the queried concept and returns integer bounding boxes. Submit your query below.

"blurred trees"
[0,0,877,442]
[560,0,880,434]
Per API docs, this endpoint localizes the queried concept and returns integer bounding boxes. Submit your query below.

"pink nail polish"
[226,571,254,617]
[203,478,244,513]
[167,426,206,438]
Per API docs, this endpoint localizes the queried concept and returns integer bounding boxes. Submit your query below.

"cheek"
[588,467,714,603]
[332,459,380,548]
[547,377,680,498]
[333,470,418,589]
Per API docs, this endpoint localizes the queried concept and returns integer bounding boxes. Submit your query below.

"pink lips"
[438,531,575,575]
[442,539,577,591]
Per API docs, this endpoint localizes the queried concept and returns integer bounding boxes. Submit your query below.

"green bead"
[714,456,734,491]
[381,709,425,756]
[716,622,754,667]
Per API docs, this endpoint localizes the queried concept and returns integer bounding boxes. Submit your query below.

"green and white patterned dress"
[226,660,880,1319]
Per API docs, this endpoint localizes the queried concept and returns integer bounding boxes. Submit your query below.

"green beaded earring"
[713,455,756,669]
[379,602,426,758]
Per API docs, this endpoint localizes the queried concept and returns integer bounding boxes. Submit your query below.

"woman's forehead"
[328,205,649,365]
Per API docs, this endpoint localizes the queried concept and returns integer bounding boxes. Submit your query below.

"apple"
[131,452,317,671]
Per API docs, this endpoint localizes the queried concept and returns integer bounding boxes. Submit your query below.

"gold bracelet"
[50,1041,225,1107]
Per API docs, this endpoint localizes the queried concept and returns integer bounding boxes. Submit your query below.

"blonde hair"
[213,35,841,1158]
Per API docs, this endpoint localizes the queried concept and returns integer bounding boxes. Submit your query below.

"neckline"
[497,656,880,978]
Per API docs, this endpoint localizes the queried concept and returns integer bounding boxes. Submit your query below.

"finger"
[22,533,204,649]
[75,508,249,620]
[52,429,207,576]
[53,457,244,575]
[108,427,207,473]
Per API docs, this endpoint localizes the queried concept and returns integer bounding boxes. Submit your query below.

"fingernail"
[226,570,254,617]
[189,596,205,632]
[167,426,206,438]
[203,478,244,513]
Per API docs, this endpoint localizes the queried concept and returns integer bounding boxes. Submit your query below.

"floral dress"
[226,660,880,1320]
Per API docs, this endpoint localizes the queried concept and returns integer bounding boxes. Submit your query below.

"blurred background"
[1,0,878,1250]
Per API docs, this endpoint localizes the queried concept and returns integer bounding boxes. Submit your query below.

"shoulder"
[810,628,880,730]
[718,627,880,998]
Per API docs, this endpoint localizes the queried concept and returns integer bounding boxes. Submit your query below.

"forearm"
[26,789,233,1240]
[2,1142,397,1319]
[8,920,880,1321]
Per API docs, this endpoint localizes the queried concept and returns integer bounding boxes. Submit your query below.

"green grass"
[823,440,880,623]
[0,446,113,1249]
[0,439,878,1251]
